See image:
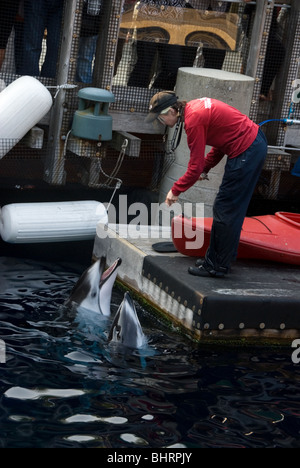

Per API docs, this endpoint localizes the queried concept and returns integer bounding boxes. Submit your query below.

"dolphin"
[65,257,121,316]
[108,291,147,349]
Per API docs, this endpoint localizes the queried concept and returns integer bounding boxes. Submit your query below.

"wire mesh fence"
[0,135,175,192]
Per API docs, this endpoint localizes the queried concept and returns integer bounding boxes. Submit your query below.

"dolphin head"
[108,292,147,349]
[66,257,122,315]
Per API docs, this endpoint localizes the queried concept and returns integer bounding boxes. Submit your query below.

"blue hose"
[259,119,286,126]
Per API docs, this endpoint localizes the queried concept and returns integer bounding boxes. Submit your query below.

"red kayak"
[171,212,300,265]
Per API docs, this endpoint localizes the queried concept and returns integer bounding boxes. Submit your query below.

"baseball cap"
[145,91,178,123]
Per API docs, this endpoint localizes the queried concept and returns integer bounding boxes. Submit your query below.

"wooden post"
[246,0,274,121]
[44,0,83,185]
[246,0,270,78]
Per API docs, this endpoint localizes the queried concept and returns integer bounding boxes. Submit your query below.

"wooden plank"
[111,131,141,158]
[111,110,164,135]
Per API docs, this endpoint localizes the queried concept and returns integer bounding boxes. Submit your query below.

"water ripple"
[1,257,300,448]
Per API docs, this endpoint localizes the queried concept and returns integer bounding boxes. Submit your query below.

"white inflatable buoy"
[0,76,53,159]
[0,201,108,244]
[0,79,6,93]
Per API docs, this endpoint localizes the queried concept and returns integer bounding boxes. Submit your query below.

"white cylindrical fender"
[0,201,108,244]
[0,76,53,159]
[0,80,6,93]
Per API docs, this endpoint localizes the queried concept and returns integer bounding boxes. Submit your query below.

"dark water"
[0,256,300,449]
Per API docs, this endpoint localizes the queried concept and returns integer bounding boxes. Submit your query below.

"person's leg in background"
[127,40,157,88]
[21,0,46,76]
[152,43,183,90]
[0,0,19,70]
[41,0,63,78]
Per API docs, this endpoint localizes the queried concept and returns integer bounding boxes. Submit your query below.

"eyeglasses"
[157,106,172,124]
[157,115,166,125]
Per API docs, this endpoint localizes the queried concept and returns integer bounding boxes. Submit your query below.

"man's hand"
[165,189,179,206]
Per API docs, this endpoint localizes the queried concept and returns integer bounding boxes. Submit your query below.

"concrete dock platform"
[93,224,300,343]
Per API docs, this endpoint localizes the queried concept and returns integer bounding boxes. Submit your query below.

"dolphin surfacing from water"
[108,291,147,349]
[65,257,121,316]
[65,260,148,351]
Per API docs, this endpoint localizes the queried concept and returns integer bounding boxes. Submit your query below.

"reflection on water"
[0,256,300,448]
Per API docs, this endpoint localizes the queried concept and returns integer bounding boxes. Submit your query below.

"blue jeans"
[204,128,268,273]
[76,35,98,83]
[21,0,63,78]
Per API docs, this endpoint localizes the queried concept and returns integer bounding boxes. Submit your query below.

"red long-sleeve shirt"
[171,98,259,196]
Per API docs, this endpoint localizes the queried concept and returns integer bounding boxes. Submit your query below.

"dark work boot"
[195,258,233,272]
[188,265,227,278]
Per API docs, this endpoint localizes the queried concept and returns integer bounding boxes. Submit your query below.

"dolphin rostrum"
[65,257,122,316]
[108,291,147,349]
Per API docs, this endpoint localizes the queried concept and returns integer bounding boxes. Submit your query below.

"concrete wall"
[158,68,255,219]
